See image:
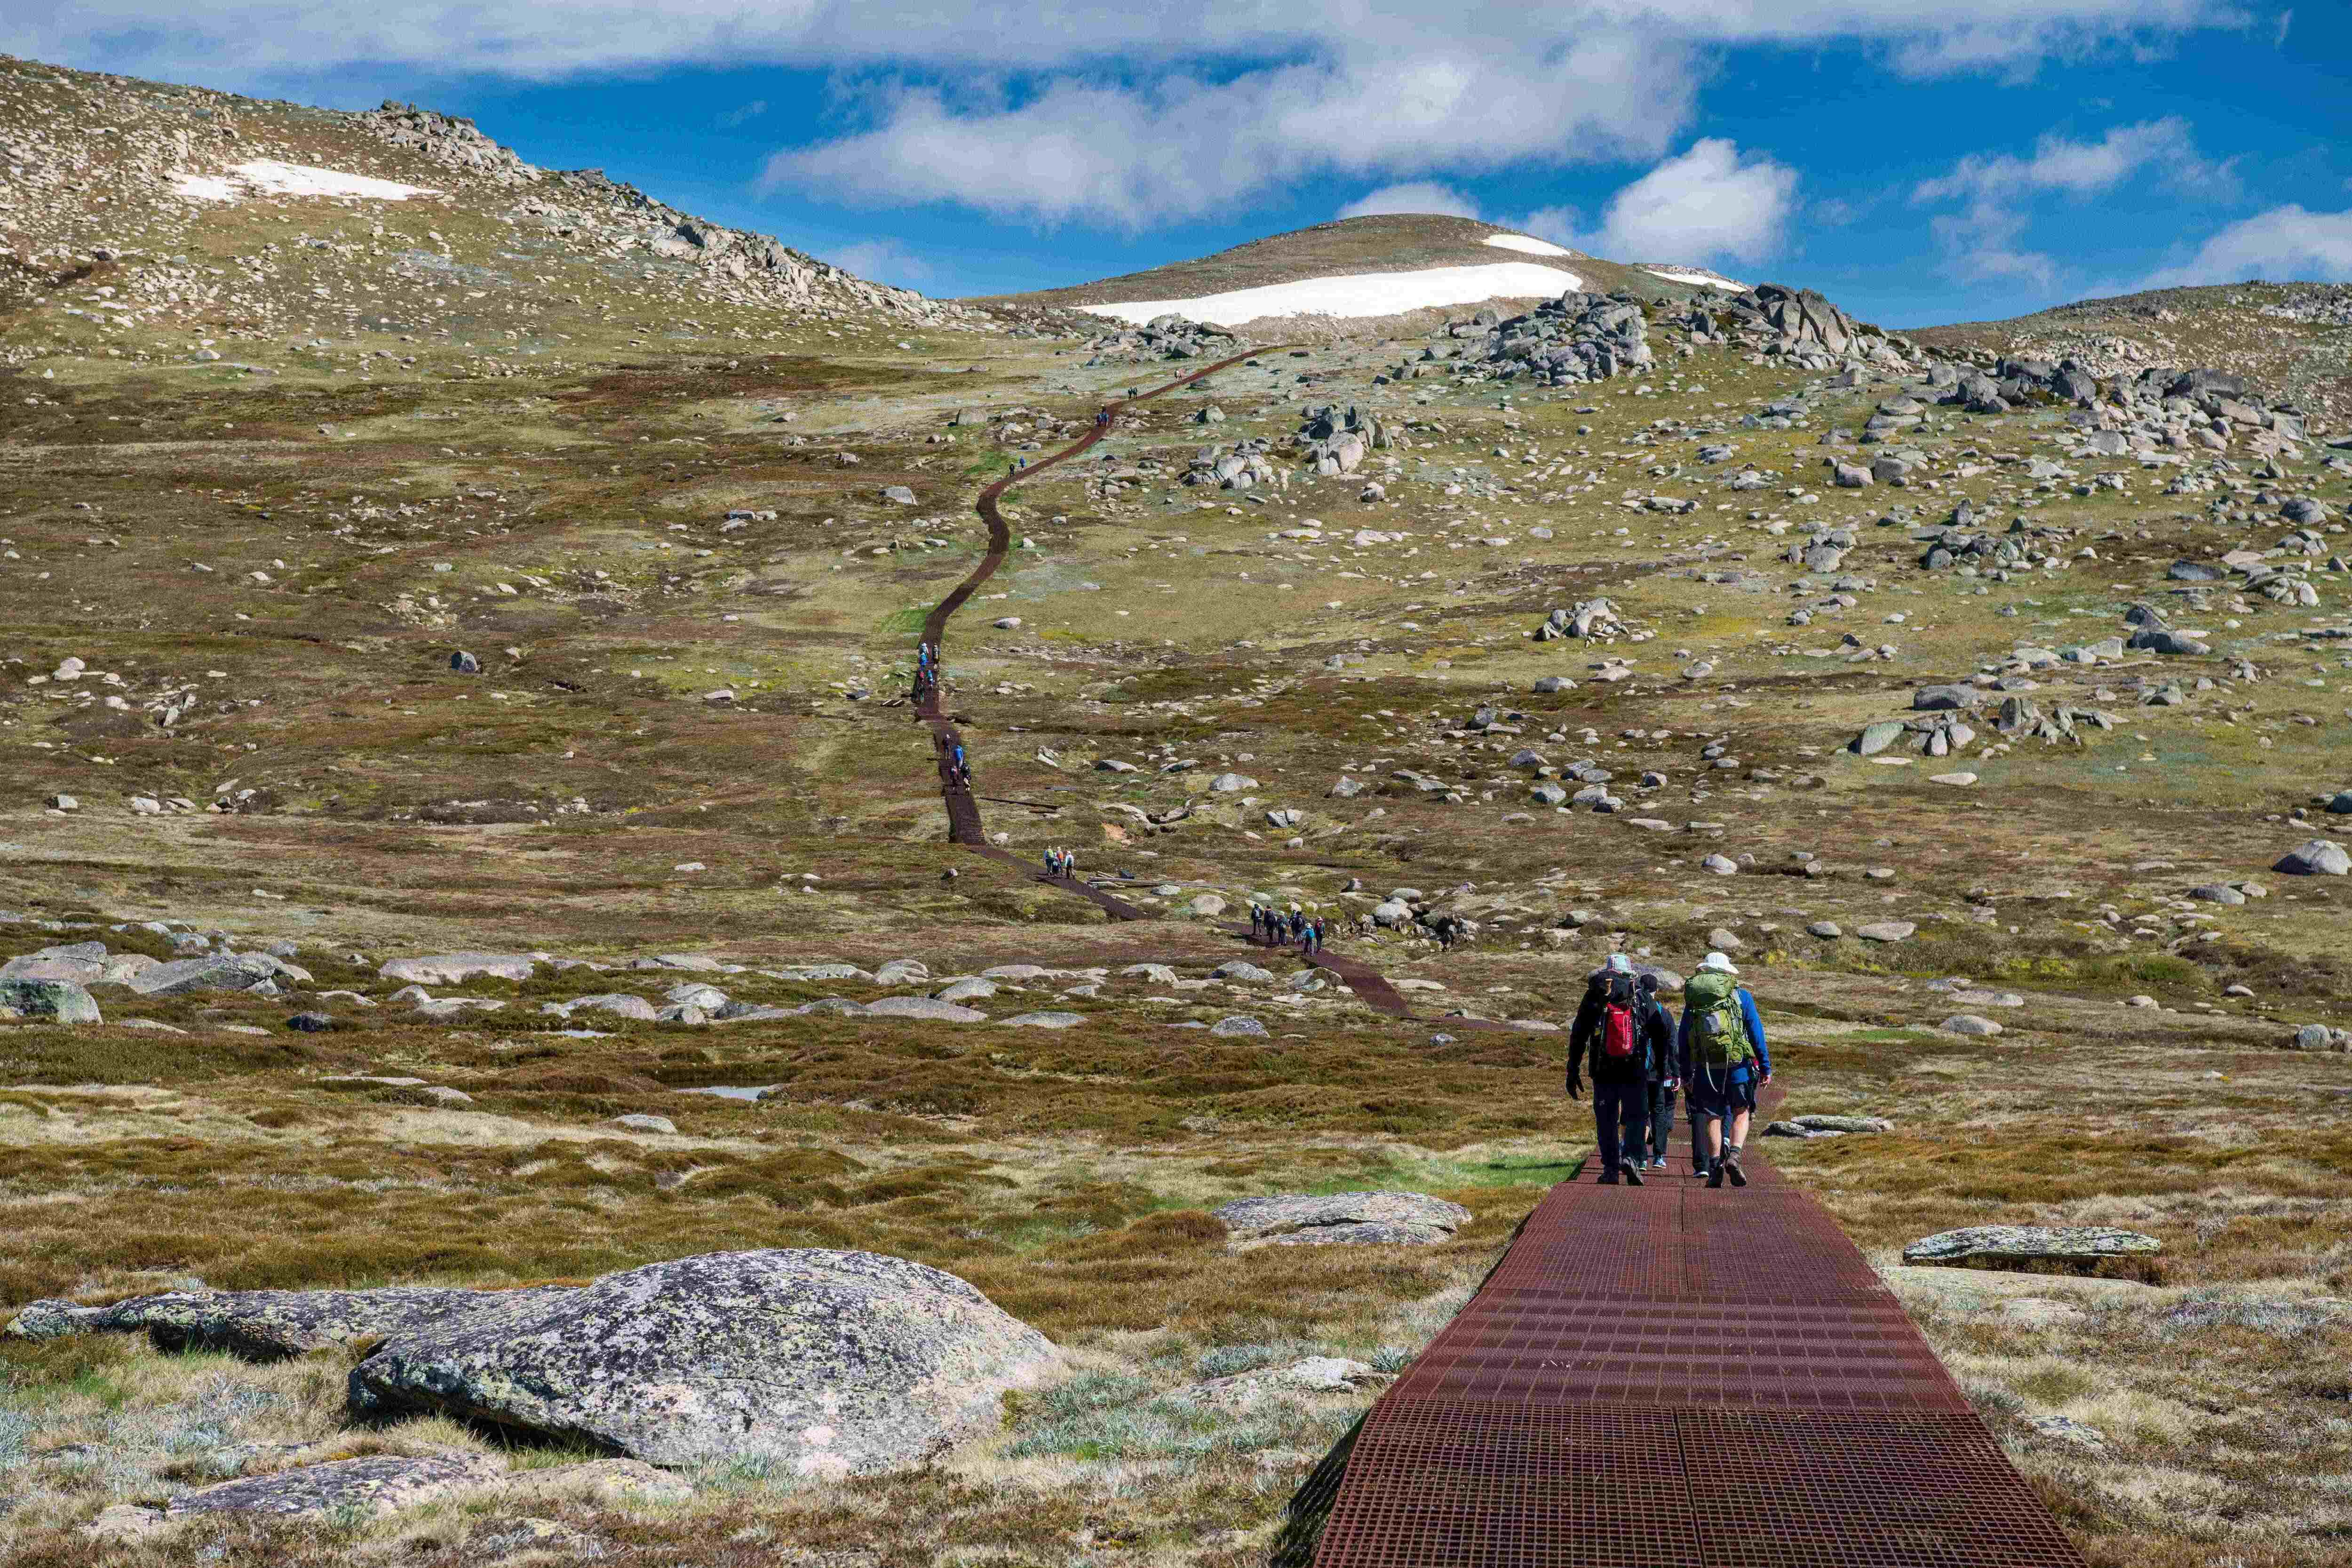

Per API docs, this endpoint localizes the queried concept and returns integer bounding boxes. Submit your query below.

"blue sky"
[11,0,2350,327]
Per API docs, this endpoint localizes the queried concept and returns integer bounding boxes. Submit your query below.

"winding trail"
[910,347,1421,1018]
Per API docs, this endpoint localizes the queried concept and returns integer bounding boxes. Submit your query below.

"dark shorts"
[1687,1067,1756,1119]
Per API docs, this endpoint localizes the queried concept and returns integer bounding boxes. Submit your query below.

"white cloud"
[6,0,2250,82]
[1337,182,1480,220]
[767,42,1695,228]
[820,237,933,286]
[1577,139,1799,264]
[720,99,767,127]
[1913,117,2223,205]
[2273,8,2292,44]
[2141,205,2352,287]
[1913,118,2232,285]
[8,0,2252,231]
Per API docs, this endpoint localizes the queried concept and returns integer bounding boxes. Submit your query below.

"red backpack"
[1600,972,1637,1059]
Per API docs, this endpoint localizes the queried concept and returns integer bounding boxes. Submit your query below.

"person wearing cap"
[1567,954,1675,1186]
[1677,951,1772,1188]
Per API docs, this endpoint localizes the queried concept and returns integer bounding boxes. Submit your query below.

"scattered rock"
[1215,1190,1471,1250]
[2274,839,2351,876]
[8,1283,578,1359]
[167,1453,508,1523]
[379,952,536,985]
[1856,921,1916,942]
[0,978,101,1023]
[864,996,988,1023]
[1940,1015,2003,1036]
[607,1114,676,1135]
[1902,1226,2161,1266]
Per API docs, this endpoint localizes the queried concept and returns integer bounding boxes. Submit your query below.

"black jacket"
[1568,973,1677,1085]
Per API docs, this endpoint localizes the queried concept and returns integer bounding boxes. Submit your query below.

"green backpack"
[1684,971,1755,1068]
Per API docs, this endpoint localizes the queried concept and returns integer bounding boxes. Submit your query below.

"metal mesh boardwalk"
[1295,1128,2086,1568]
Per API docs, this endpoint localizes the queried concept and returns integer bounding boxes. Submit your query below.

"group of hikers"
[1251,904,1329,955]
[1042,846,1079,880]
[913,641,940,700]
[1565,951,1772,1189]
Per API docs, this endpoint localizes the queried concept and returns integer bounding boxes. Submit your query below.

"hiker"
[949,742,968,787]
[1250,905,1264,942]
[1639,972,1679,1173]
[1567,954,1674,1186]
[1289,908,1305,946]
[1679,951,1772,1188]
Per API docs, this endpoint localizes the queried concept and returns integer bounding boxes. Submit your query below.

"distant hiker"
[1679,951,1772,1189]
[1568,954,1674,1186]
[950,742,968,787]
[1639,972,1679,1173]
[1250,905,1264,942]
[1289,909,1305,946]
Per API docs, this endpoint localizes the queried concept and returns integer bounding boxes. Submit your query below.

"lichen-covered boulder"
[1214,1191,1471,1250]
[1902,1226,2160,1265]
[348,1250,1058,1477]
[6,1284,578,1360]
[0,978,101,1023]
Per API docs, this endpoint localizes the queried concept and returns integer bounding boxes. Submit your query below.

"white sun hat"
[1698,951,1739,975]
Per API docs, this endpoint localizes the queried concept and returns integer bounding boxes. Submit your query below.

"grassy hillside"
[0,53,2350,1568]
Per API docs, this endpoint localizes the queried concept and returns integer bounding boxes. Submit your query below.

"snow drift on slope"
[171,160,440,203]
[1081,262,1583,326]
[1483,233,1573,257]
[1643,267,1744,291]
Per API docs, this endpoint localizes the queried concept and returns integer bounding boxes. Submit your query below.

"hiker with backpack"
[1678,951,1772,1188]
[1638,972,1679,1173]
[1566,954,1675,1186]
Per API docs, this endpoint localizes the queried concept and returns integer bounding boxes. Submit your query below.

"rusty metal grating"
[1300,1127,2085,1568]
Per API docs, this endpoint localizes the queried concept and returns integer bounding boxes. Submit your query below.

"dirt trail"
[906,349,1429,1020]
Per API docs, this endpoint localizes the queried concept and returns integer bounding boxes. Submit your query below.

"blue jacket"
[1677,987,1770,1082]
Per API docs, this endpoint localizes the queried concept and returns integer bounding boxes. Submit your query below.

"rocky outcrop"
[354,102,993,330]
[1214,1191,1471,1249]
[1082,313,1236,363]
[348,1250,1058,1476]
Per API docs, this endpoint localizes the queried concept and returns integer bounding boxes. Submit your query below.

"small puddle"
[678,1084,776,1102]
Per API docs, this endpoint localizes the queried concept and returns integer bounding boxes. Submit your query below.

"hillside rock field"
[2,52,2351,1568]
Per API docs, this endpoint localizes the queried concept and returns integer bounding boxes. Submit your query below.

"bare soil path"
[903,349,1430,1021]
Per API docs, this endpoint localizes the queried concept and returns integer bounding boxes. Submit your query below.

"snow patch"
[1643,267,1745,291]
[1081,262,1583,326]
[1483,233,1573,258]
[170,160,440,204]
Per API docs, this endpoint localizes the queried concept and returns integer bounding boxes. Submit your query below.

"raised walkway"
[1280,1117,2087,1568]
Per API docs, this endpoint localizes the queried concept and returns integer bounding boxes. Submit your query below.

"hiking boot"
[1597,1169,1620,1185]
[1706,1166,1725,1189]
[1724,1152,1748,1188]
[1623,1166,1644,1186]
[1647,1158,1668,1171]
